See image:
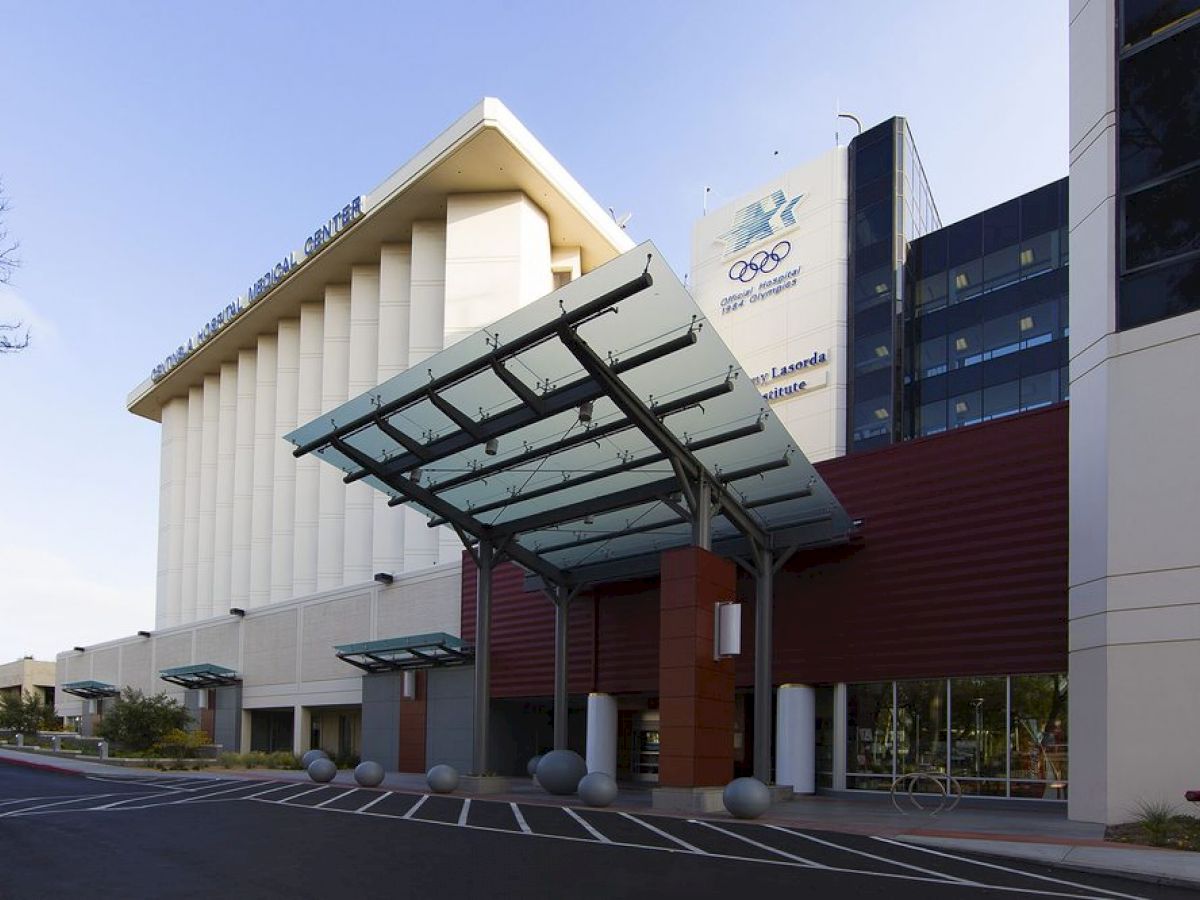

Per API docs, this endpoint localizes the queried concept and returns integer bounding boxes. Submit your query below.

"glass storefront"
[844,673,1068,799]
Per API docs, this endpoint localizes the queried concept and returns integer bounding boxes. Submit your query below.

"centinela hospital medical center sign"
[689,149,849,461]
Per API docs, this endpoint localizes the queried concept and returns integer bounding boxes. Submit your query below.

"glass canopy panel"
[287,241,850,580]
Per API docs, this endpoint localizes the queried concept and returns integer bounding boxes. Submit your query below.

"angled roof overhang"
[334,633,474,673]
[159,663,241,689]
[62,681,121,700]
[129,97,634,421]
[288,241,853,589]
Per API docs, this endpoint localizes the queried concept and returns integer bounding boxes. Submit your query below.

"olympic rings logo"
[728,241,791,283]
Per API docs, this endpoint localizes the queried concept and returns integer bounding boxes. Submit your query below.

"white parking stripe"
[690,820,826,867]
[457,798,471,826]
[872,838,1150,900]
[242,783,296,800]
[767,826,978,884]
[314,789,358,810]
[401,794,429,819]
[0,793,113,807]
[174,782,280,804]
[509,803,531,834]
[354,792,391,814]
[3,793,143,816]
[276,785,333,805]
[618,812,702,853]
[563,807,610,842]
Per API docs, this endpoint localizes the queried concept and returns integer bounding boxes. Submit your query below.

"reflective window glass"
[1125,166,1200,270]
[946,217,983,267]
[1020,369,1059,410]
[1020,181,1063,237]
[983,312,1022,360]
[917,400,947,436]
[856,200,892,248]
[949,390,982,427]
[983,380,1020,421]
[897,680,948,775]
[917,335,947,378]
[855,132,893,187]
[1021,300,1060,345]
[983,199,1020,253]
[949,324,982,369]
[816,687,835,787]
[1120,22,1200,188]
[948,259,983,303]
[984,246,1021,291]
[847,682,894,777]
[1122,0,1200,47]
[852,396,892,442]
[854,329,893,373]
[1020,231,1060,278]
[1119,254,1200,328]
[1010,674,1068,799]
[951,677,1008,795]
[915,271,948,314]
[856,266,893,311]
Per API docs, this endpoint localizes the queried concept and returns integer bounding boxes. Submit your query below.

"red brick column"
[658,546,736,787]
[398,671,427,773]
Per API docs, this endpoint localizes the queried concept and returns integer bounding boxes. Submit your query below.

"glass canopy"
[159,663,241,688]
[288,241,851,586]
[334,632,474,672]
[61,680,121,699]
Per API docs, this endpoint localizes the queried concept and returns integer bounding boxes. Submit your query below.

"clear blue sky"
[0,1,1068,661]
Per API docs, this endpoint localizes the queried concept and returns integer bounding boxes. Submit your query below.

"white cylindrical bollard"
[776,683,816,793]
[15,733,23,747]
[585,693,617,777]
[98,740,109,760]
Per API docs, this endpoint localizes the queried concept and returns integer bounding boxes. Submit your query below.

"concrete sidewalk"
[4,747,1197,889]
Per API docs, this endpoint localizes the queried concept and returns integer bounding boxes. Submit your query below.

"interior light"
[874,345,890,358]
[873,408,890,421]
[409,467,423,484]
[1020,248,1034,266]
[955,272,969,290]
[955,337,969,351]
[1019,315,1034,332]
[485,438,499,456]
[874,282,889,295]
[955,400,969,414]
[578,400,594,423]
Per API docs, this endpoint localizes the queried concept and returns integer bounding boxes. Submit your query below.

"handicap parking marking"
[689,819,826,866]
[756,824,980,883]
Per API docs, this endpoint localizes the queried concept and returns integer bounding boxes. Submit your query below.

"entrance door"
[631,711,661,783]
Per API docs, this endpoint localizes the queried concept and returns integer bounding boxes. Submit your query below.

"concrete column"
[161,396,189,628]
[249,333,278,608]
[776,684,815,794]
[292,301,324,595]
[472,541,493,776]
[317,285,351,590]
[230,348,257,609]
[345,265,380,583]
[196,374,220,620]
[373,244,411,575]
[239,710,252,754]
[213,361,238,612]
[832,682,848,790]
[293,705,312,756]
[405,223,445,571]
[180,385,204,624]
[271,319,300,602]
[156,397,180,627]
[586,693,617,777]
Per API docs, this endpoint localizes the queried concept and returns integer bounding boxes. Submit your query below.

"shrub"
[96,688,191,753]
[218,751,240,769]
[1135,799,1177,847]
[0,691,58,733]
[152,728,210,759]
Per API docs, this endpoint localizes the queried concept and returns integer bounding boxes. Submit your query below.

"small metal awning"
[159,663,241,688]
[334,633,474,673]
[62,680,120,699]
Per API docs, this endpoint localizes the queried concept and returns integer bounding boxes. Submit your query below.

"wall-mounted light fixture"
[373,572,395,585]
[485,438,499,456]
[137,630,151,638]
[578,400,594,423]
[73,646,86,653]
[229,608,245,617]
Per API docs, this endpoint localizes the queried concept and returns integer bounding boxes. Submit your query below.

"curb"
[0,754,85,778]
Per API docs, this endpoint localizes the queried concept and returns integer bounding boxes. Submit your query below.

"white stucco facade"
[1067,0,1200,824]
[690,148,849,462]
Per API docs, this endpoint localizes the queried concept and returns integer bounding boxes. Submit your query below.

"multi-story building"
[0,657,56,707]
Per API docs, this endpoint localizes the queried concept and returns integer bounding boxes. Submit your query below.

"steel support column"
[553,591,569,751]
[692,478,712,551]
[472,540,494,775]
[753,543,774,783]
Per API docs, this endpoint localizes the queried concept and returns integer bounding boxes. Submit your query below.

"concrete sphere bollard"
[307,757,337,783]
[723,777,771,819]
[577,771,618,807]
[536,749,588,796]
[526,754,543,777]
[354,761,385,788]
[427,764,459,793]
[301,749,329,769]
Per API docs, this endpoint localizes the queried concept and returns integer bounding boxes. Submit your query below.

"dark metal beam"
[489,477,679,540]
[533,515,689,555]
[294,271,653,459]
[426,389,487,441]
[472,541,494,776]
[375,415,431,462]
[490,359,545,415]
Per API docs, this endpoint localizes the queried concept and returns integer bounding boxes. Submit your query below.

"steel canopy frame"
[158,663,242,689]
[288,242,854,781]
[61,680,121,700]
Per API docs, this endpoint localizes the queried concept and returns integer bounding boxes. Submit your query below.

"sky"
[0,1,1068,663]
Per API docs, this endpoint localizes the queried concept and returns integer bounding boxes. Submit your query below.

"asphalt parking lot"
[0,764,1189,899]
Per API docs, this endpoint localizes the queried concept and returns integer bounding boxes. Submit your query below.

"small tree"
[0,691,57,733]
[96,688,191,753]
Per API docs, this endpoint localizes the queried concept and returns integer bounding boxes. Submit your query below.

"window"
[949,390,982,427]
[949,324,981,369]
[1010,674,1068,798]
[917,400,947,436]
[897,680,948,775]
[1124,166,1200,270]
[983,380,1020,421]
[1122,0,1200,47]
[847,682,895,789]
[951,677,1008,796]
[1020,369,1059,410]
[917,335,947,377]
[855,328,893,374]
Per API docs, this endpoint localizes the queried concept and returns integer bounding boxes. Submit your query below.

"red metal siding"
[462,405,1067,696]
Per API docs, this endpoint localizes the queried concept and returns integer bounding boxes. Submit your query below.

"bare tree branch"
[0,321,30,353]
[0,177,29,353]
